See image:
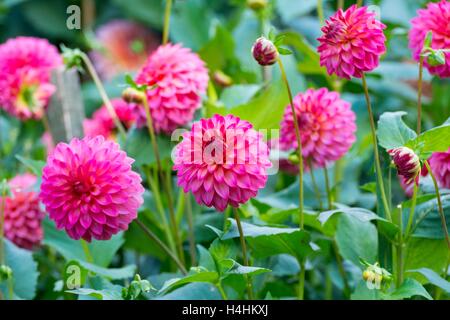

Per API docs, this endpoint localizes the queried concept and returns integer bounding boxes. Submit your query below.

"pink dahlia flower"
[252,37,279,66]
[90,20,160,80]
[174,114,272,212]
[280,88,356,170]
[84,98,138,139]
[317,5,386,79]
[135,43,209,134]
[0,37,62,120]
[389,147,421,185]
[428,148,450,189]
[40,136,145,241]
[409,0,450,78]
[2,173,44,250]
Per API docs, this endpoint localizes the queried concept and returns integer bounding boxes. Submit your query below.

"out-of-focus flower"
[280,88,356,170]
[174,114,272,212]
[40,136,144,241]
[409,0,450,78]
[252,37,279,66]
[41,132,54,155]
[90,20,159,80]
[0,37,62,120]
[83,98,139,140]
[389,147,421,185]
[317,5,386,79]
[135,43,209,134]
[2,173,44,250]
[428,148,450,189]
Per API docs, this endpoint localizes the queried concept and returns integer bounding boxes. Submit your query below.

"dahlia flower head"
[280,88,356,170]
[135,43,209,134]
[389,147,421,185]
[2,173,44,250]
[84,98,139,139]
[409,0,450,78]
[40,136,145,241]
[252,37,279,66]
[317,5,387,79]
[428,147,450,189]
[90,19,160,80]
[0,37,62,120]
[174,114,272,212]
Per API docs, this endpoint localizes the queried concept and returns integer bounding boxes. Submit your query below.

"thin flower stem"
[233,207,254,300]
[323,166,332,210]
[185,193,197,266]
[396,206,404,288]
[308,160,323,211]
[298,262,306,299]
[337,0,344,10]
[141,96,185,265]
[216,282,228,300]
[424,161,450,250]
[80,53,127,139]
[357,0,363,7]
[405,184,418,240]
[417,56,424,135]
[317,0,325,25]
[162,0,173,45]
[0,180,6,266]
[135,218,187,275]
[81,239,94,263]
[361,74,392,221]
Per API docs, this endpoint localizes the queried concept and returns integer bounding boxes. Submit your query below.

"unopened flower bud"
[288,151,300,165]
[247,0,268,11]
[213,70,233,87]
[252,37,279,66]
[388,147,421,185]
[362,270,372,281]
[0,265,13,282]
[122,87,146,104]
[427,50,446,67]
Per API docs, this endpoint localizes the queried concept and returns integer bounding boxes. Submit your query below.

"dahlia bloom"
[173,114,272,212]
[135,43,209,134]
[428,148,450,189]
[40,136,145,241]
[317,5,387,79]
[389,147,421,185]
[90,20,159,80]
[84,98,139,139]
[279,88,356,170]
[0,37,62,120]
[409,0,450,78]
[2,173,44,250]
[252,37,279,66]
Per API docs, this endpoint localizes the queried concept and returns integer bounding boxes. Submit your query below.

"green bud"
[288,152,300,165]
[0,265,13,282]
[427,50,446,67]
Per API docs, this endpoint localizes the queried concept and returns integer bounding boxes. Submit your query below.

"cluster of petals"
[2,173,44,250]
[409,0,450,78]
[173,114,272,212]
[40,136,144,241]
[389,147,421,185]
[279,88,356,170]
[317,5,386,79]
[428,148,450,189]
[135,43,209,134]
[0,37,62,120]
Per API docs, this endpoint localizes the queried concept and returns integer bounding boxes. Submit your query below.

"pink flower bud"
[388,147,421,185]
[252,37,279,66]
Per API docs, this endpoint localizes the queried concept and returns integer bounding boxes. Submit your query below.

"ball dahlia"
[173,114,272,212]
[0,37,62,120]
[280,88,356,170]
[428,148,450,189]
[317,5,386,79]
[409,0,450,78]
[90,19,160,80]
[84,98,139,139]
[135,43,209,134]
[2,173,44,250]
[40,136,145,241]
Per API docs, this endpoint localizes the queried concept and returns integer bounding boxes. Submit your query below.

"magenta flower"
[135,43,209,134]
[0,37,62,120]
[40,136,145,241]
[280,88,356,170]
[90,19,160,80]
[317,5,386,79]
[389,147,421,185]
[428,148,450,189]
[409,0,450,78]
[252,37,279,66]
[1,174,44,250]
[84,98,139,139]
[174,114,272,212]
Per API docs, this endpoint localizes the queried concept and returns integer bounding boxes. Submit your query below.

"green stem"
[317,0,324,25]
[185,193,197,266]
[357,0,363,7]
[417,56,424,135]
[308,160,323,211]
[424,161,450,250]
[323,166,332,210]
[233,207,254,300]
[337,0,344,9]
[405,184,418,240]
[162,0,173,45]
[217,282,228,300]
[80,53,126,140]
[81,240,94,263]
[396,207,404,288]
[361,74,391,221]
[332,240,350,297]
[298,261,306,300]
[0,180,6,266]
[135,219,187,275]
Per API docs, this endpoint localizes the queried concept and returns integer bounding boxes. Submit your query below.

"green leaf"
[423,31,433,48]
[77,261,136,280]
[383,278,432,300]
[222,259,271,276]
[158,271,219,294]
[156,282,222,300]
[408,268,450,293]
[67,287,124,300]
[377,112,417,150]
[405,122,450,160]
[15,155,45,177]
[277,47,293,55]
[219,84,261,108]
[404,238,448,279]
[197,245,216,272]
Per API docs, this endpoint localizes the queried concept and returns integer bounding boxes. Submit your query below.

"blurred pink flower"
[428,148,450,189]
[90,20,160,80]
[174,114,272,212]
[409,0,450,78]
[136,43,209,134]
[0,37,62,120]
[41,132,54,155]
[2,173,44,250]
[40,136,144,241]
[83,98,139,139]
[317,5,386,79]
[280,88,356,170]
